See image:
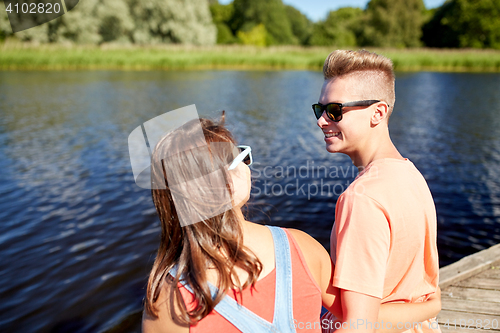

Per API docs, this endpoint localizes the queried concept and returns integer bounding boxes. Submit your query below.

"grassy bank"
[2,43,500,72]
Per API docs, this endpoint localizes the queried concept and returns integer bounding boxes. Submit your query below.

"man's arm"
[377,287,442,333]
[325,192,390,333]
[335,289,381,333]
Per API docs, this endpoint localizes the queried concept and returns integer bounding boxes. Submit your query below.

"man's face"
[316,76,373,155]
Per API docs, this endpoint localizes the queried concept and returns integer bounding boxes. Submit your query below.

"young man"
[315,50,440,333]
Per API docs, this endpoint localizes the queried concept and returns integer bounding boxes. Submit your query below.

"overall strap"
[169,265,281,332]
[168,226,296,333]
[267,226,296,332]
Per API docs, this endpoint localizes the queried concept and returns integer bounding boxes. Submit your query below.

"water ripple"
[0,70,499,332]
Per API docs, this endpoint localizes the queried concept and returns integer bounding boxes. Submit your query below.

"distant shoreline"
[2,43,500,72]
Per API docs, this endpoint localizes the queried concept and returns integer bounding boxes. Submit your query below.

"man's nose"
[317,110,330,128]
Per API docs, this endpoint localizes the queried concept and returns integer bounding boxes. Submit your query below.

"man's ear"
[371,102,389,126]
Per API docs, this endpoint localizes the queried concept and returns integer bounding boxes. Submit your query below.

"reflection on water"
[1,70,499,332]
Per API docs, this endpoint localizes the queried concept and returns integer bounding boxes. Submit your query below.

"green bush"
[0,2,12,41]
[359,0,426,47]
[210,2,237,44]
[308,7,363,47]
[127,0,216,45]
[423,0,500,49]
[285,5,312,45]
[237,23,267,46]
[2,0,216,45]
[230,0,297,45]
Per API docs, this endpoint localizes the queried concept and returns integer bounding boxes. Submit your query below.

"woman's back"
[143,222,331,333]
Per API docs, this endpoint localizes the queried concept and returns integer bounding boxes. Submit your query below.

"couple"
[142,50,441,333]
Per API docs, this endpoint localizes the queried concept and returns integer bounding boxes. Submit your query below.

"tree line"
[1,0,499,49]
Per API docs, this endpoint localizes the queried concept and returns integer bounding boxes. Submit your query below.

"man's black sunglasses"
[312,100,383,122]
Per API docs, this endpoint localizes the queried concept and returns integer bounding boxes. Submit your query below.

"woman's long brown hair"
[144,112,263,324]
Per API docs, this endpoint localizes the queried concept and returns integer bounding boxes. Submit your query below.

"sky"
[217,0,447,22]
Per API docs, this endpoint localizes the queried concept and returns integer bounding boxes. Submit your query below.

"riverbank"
[1,43,500,72]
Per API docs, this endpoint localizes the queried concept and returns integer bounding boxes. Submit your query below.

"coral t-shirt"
[331,158,440,333]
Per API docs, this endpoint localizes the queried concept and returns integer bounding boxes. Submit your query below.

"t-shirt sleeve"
[333,190,390,299]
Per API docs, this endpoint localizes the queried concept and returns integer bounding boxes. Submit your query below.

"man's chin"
[326,144,340,153]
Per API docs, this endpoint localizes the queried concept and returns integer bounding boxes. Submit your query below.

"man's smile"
[324,131,340,138]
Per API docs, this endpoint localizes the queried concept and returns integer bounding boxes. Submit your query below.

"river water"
[1,70,500,332]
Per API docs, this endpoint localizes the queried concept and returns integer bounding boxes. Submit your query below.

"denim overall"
[170,226,297,333]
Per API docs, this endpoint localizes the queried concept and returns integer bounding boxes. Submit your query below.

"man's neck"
[350,132,403,169]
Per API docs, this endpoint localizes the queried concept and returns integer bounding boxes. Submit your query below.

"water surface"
[1,70,499,332]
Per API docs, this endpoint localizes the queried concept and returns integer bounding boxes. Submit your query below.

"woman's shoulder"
[284,228,331,280]
[261,225,328,260]
[142,278,190,333]
[285,228,328,255]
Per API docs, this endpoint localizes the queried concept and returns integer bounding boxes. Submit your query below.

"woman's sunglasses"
[312,100,383,122]
[228,145,253,170]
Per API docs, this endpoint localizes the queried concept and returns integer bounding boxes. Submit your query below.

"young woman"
[142,113,441,333]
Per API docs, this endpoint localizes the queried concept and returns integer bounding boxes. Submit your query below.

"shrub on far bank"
[237,24,267,46]
[229,0,297,45]
[422,0,500,49]
[308,7,362,47]
[210,1,238,44]
[358,0,426,47]
[285,5,312,46]
[0,2,12,41]
[1,0,216,45]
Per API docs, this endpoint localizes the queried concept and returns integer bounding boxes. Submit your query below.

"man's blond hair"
[323,50,396,116]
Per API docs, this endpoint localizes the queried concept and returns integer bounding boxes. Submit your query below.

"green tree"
[210,2,233,23]
[1,0,216,45]
[230,0,297,45]
[285,5,312,45]
[5,0,134,44]
[358,0,426,47]
[210,2,237,44]
[128,0,216,45]
[97,0,134,42]
[0,0,55,43]
[59,0,133,44]
[15,0,102,43]
[0,2,13,41]
[422,0,500,49]
[422,2,458,47]
[308,7,363,47]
